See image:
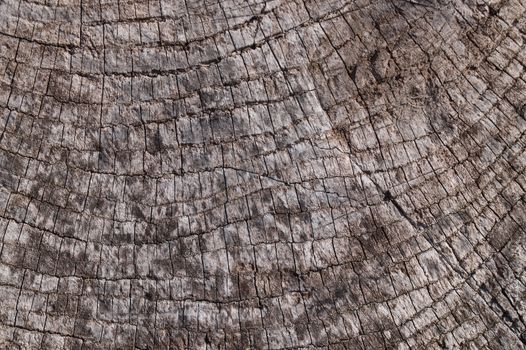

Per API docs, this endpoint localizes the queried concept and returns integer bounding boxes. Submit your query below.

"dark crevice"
[383,190,427,230]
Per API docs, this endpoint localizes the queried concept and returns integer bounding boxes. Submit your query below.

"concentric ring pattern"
[0,0,525,348]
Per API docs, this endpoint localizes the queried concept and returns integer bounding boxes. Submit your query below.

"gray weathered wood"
[0,0,525,348]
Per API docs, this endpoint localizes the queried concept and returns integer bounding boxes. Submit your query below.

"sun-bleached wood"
[0,0,525,348]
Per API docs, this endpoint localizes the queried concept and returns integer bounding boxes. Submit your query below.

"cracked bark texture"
[0,0,525,348]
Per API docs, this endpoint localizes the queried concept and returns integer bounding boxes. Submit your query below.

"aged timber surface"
[0,0,525,348]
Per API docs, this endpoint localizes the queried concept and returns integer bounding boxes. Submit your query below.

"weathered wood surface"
[0,0,525,348]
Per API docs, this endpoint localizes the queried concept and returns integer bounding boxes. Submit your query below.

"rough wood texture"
[0,0,525,348]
